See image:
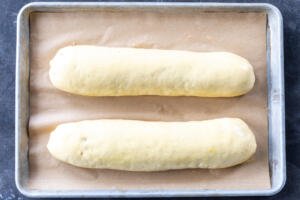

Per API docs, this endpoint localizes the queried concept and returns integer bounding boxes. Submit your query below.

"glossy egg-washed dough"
[47,118,256,171]
[49,45,255,97]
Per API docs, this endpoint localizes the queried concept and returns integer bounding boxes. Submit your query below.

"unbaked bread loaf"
[49,46,255,97]
[47,118,256,171]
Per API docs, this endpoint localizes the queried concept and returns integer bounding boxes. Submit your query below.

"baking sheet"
[28,9,269,190]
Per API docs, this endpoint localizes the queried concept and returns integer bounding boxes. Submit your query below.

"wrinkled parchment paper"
[28,9,269,190]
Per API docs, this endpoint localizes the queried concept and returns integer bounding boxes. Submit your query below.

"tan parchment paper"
[28,9,269,190]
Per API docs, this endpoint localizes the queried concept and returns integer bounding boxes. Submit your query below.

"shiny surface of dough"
[49,46,255,97]
[47,118,257,171]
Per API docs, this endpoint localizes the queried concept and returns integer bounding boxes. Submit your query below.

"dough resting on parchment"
[47,46,257,171]
[47,118,257,171]
[49,45,255,97]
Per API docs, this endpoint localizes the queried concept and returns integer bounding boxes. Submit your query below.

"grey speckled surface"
[1,0,299,199]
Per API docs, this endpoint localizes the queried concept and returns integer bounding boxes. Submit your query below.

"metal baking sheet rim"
[15,2,285,198]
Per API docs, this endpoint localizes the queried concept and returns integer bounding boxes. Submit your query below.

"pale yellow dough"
[47,118,256,171]
[49,46,255,97]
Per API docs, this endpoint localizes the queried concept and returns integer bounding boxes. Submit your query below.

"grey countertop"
[1,0,299,199]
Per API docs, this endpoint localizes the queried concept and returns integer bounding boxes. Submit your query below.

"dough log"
[47,118,256,171]
[49,46,255,97]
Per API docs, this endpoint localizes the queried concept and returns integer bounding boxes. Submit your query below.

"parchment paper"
[28,9,269,190]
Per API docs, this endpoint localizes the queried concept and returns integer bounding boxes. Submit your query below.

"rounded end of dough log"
[212,118,257,168]
[49,46,75,94]
[215,52,255,97]
[47,122,72,163]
